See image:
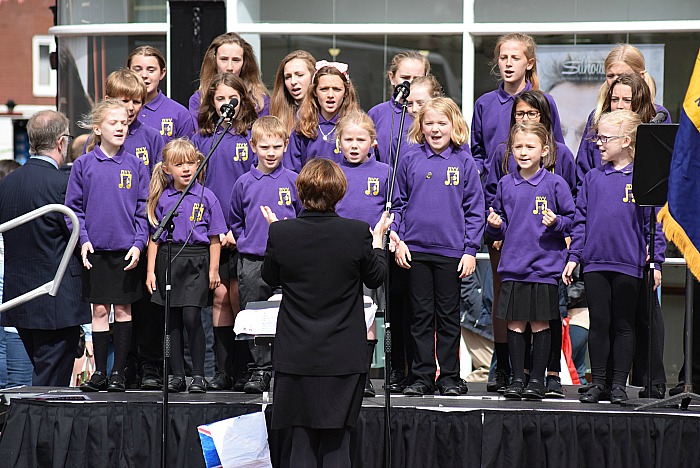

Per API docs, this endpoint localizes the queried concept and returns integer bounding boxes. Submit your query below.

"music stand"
[628,123,700,410]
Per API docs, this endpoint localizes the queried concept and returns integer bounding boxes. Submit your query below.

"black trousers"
[290,426,351,468]
[584,271,641,387]
[408,252,461,386]
[388,262,413,376]
[17,326,80,386]
[238,255,273,371]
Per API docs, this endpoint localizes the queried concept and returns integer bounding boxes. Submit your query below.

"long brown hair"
[601,74,657,123]
[270,50,316,136]
[490,33,539,90]
[197,73,257,136]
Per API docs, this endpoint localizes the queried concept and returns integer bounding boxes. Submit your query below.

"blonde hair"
[407,97,469,147]
[491,33,539,90]
[270,50,316,135]
[147,138,205,227]
[409,75,444,99]
[505,121,552,174]
[386,51,430,95]
[593,44,657,123]
[79,99,128,153]
[105,68,147,103]
[197,33,269,113]
[295,66,360,139]
[336,110,377,143]
[595,109,642,159]
[251,116,288,146]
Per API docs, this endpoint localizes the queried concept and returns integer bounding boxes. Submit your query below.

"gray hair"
[27,110,70,155]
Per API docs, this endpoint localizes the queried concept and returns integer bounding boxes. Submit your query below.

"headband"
[314,60,349,80]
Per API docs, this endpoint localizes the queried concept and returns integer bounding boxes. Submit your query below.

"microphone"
[220,97,239,120]
[649,110,668,124]
[393,81,410,103]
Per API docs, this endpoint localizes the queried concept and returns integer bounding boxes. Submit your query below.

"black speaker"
[168,0,227,107]
[632,123,678,207]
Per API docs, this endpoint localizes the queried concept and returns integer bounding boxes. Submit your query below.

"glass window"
[58,0,166,25]
[32,36,57,98]
[259,34,463,111]
[241,0,462,24]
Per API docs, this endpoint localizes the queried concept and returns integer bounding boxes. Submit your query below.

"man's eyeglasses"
[62,134,75,142]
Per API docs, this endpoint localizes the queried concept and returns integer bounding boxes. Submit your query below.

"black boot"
[364,339,377,397]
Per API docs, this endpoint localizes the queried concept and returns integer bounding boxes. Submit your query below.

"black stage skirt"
[152,244,210,308]
[218,248,239,283]
[496,281,560,322]
[82,250,144,304]
[271,372,365,430]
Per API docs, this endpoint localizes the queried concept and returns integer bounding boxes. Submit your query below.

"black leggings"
[169,306,205,377]
[584,271,641,387]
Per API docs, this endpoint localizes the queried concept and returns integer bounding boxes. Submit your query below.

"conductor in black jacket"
[0,110,89,386]
[261,158,391,467]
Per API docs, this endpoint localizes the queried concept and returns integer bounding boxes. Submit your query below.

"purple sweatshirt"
[483,140,577,211]
[392,143,484,258]
[283,113,343,172]
[189,91,270,127]
[367,98,413,164]
[568,162,666,278]
[229,164,301,256]
[575,103,671,185]
[471,81,564,176]
[138,90,195,143]
[150,181,227,244]
[191,129,255,216]
[485,168,574,285]
[65,146,150,252]
[335,156,390,228]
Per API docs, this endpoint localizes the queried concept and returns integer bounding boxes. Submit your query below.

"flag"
[659,48,700,280]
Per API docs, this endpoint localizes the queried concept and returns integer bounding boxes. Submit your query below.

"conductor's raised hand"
[458,254,476,278]
[487,207,502,229]
[260,205,279,224]
[542,208,557,227]
[562,261,578,285]
[371,212,393,249]
[124,246,140,270]
[395,241,411,269]
[81,242,94,269]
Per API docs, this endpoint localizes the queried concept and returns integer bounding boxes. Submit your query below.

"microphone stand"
[382,94,409,468]
[156,116,232,468]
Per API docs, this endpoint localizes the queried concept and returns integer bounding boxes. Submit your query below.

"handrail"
[0,204,79,313]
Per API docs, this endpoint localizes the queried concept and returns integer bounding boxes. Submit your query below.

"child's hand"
[394,241,411,269]
[542,208,557,227]
[221,231,236,248]
[562,261,578,285]
[124,246,140,270]
[487,207,502,229]
[653,269,662,291]
[260,205,279,224]
[388,231,401,252]
[81,242,94,269]
[146,271,157,294]
[492,240,503,251]
[458,254,476,278]
[209,270,221,290]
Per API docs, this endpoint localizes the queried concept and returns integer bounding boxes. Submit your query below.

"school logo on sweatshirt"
[334,139,341,154]
[160,118,173,137]
[623,183,635,203]
[234,143,249,162]
[532,196,548,214]
[135,147,149,166]
[190,203,205,222]
[118,170,132,189]
[365,177,380,196]
[278,187,292,205]
[444,167,459,186]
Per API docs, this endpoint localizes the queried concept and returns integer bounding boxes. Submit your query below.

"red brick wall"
[0,0,56,107]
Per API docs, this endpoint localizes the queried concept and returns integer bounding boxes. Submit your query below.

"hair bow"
[314,60,349,80]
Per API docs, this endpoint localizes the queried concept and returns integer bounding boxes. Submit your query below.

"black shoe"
[438,382,461,396]
[579,384,606,403]
[80,370,108,392]
[669,382,686,396]
[503,379,525,400]
[522,379,546,400]
[168,375,186,393]
[402,381,435,396]
[487,370,509,393]
[232,371,252,392]
[107,371,126,392]
[364,376,376,397]
[189,375,207,393]
[140,366,163,390]
[578,383,593,394]
[385,369,407,393]
[639,384,666,399]
[206,371,233,391]
[545,375,565,399]
[459,378,469,395]
[610,385,629,404]
[243,371,271,394]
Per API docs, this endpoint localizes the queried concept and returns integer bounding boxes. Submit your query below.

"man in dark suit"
[0,110,90,386]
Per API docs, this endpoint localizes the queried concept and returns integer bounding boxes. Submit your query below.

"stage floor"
[1,381,700,467]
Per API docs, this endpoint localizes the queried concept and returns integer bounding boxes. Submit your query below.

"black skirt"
[82,250,144,304]
[271,372,365,430]
[218,248,239,283]
[496,281,560,322]
[152,244,210,308]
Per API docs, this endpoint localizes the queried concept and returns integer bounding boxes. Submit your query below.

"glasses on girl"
[593,134,623,143]
[514,110,540,120]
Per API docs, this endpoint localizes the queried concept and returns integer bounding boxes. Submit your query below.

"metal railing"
[0,204,79,313]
